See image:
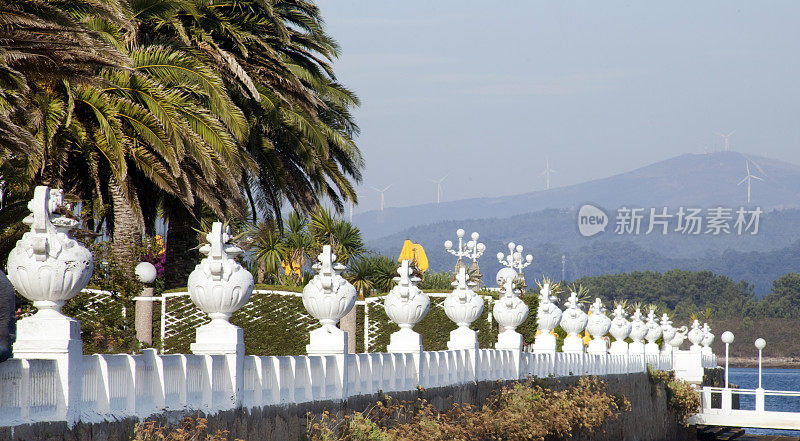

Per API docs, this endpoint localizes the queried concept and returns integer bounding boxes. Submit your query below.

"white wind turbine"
[716,131,735,151]
[541,158,557,190]
[430,175,448,204]
[738,161,763,203]
[372,185,392,211]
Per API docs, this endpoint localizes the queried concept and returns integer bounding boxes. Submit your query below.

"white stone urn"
[687,319,704,352]
[609,305,631,355]
[188,222,254,355]
[586,298,611,354]
[444,267,484,350]
[669,326,688,351]
[533,283,561,354]
[302,245,357,355]
[660,314,677,354]
[644,310,663,355]
[7,186,93,318]
[628,308,648,355]
[493,276,528,350]
[385,260,430,353]
[188,223,253,323]
[561,292,588,353]
[701,323,715,356]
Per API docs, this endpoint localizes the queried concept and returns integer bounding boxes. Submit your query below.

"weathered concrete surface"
[2,372,695,441]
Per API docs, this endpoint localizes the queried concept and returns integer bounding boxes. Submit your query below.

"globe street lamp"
[496,242,533,289]
[721,331,734,388]
[444,229,486,278]
[755,338,766,412]
[134,262,157,346]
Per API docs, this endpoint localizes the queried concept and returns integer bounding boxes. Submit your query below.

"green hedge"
[71,285,543,356]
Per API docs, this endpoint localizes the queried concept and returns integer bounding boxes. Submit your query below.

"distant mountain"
[366,208,800,295]
[358,152,800,295]
[355,151,800,241]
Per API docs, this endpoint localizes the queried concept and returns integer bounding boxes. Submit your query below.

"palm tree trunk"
[164,199,199,289]
[109,176,142,277]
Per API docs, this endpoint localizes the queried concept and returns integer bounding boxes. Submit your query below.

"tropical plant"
[344,254,397,294]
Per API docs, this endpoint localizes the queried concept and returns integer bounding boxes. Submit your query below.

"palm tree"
[246,220,286,284]
[163,0,364,216]
[308,207,364,264]
[0,0,128,153]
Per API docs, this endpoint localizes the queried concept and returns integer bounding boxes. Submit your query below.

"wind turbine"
[541,159,557,190]
[371,185,392,211]
[349,200,354,222]
[429,175,448,204]
[716,131,735,151]
[738,161,763,203]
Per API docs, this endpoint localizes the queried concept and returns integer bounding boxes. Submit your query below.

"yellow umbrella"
[398,239,428,272]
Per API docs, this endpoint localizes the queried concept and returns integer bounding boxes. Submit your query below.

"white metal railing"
[0,346,693,427]
[690,386,800,430]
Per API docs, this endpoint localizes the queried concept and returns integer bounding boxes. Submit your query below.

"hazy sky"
[320,1,800,213]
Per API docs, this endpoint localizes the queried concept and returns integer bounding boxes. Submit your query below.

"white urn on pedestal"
[688,320,704,352]
[493,276,529,350]
[701,323,715,356]
[644,310,663,355]
[669,326,688,352]
[609,305,631,355]
[660,314,677,354]
[561,292,588,353]
[444,267,483,350]
[188,222,254,356]
[302,245,357,355]
[9,186,93,423]
[385,260,430,353]
[628,308,648,355]
[586,298,611,354]
[533,283,561,354]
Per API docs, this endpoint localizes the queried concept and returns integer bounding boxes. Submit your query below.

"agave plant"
[613,299,630,310]
[535,277,562,298]
[568,283,592,304]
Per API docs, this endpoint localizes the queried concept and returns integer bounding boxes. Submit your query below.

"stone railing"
[0,189,720,428]
[0,346,679,427]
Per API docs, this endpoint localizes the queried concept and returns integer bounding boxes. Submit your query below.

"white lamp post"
[134,262,157,346]
[496,242,533,289]
[444,229,485,270]
[721,331,734,388]
[755,338,766,389]
[755,338,766,412]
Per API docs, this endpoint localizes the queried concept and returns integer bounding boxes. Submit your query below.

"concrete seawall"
[5,371,706,441]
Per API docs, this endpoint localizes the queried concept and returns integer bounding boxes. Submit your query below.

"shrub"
[307,377,628,441]
[648,367,700,425]
[132,417,243,441]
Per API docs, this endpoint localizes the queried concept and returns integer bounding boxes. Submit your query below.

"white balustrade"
[0,189,722,428]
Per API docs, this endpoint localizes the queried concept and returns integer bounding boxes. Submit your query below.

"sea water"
[727,367,800,436]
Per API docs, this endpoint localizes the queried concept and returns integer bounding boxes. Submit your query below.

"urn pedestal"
[385,260,430,353]
[660,314,677,355]
[533,283,561,354]
[688,320,704,353]
[561,292,588,354]
[188,223,253,358]
[644,310,663,356]
[586,298,611,355]
[9,187,93,423]
[302,245,357,355]
[701,323,715,356]
[444,267,483,350]
[493,277,528,351]
[628,309,648,356]
[609,305,631,355]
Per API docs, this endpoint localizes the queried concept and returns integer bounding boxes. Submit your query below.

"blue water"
[728,367,800,436]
